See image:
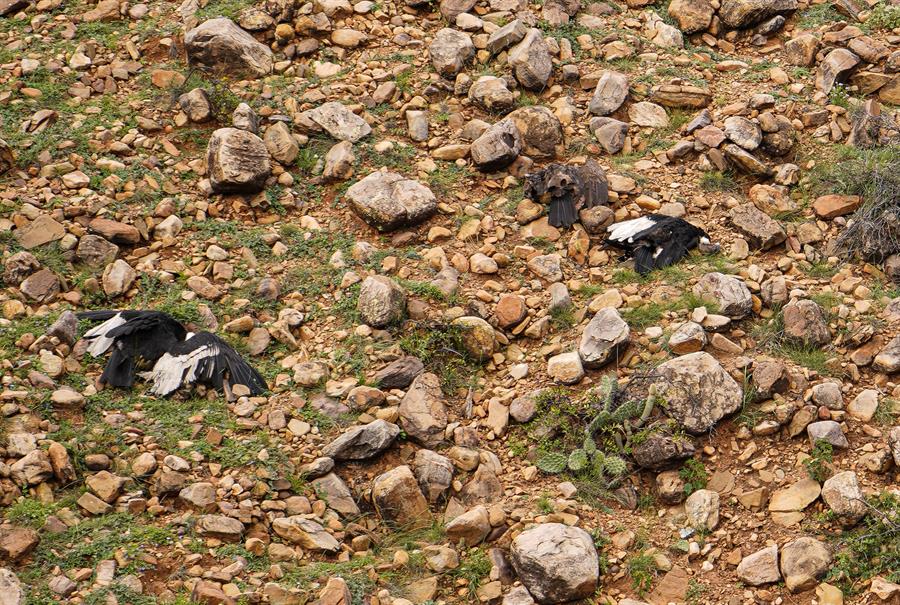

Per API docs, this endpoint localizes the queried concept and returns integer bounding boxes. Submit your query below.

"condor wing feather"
[143,332,267,396]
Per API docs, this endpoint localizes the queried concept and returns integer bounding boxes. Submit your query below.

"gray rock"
[357,275,406,327]
[264,121,299,164]
[75,235,118,267]
[471,119,522,171]
[232,102,259,133]
[779,537,831,593]
[19,269,60,303]
[807,420,849,449]
[207,127,271,193]
[47,310,78,346]
[487,19,527,54]
[430,28,475,78]
[0,568,24,605]
[311,472,360,517]
[3,251,40,286]
[631,428,696,470]
[510,523,599,604]
[719,0,798,29]
[668,321,707,355]
[729,204,785,250]
[399,373,448,448]
[875,335,900,373]
[195,515,245,542]
[345,170,437,232]
[508,28,552,91]
[628,101,669,128]
[468,76,515,112]
[651,351,743,433]
[724,116,762,151]
[322,140,355,182]
[185,18,273,76]
[588,71,628,116]
[693,272,752,319]
[440,0,475,20]
[412,449,454,503]
[822,471,866,526]
[782,299,831,347]
[685,488,719,530]
[445,505,491,546]
[102,259,136,298]
[590,117,629,154]
[547,351,584,385]
[321,419,401,460]
[889,426,900,467]
[578,308,629,368]
[305,101,372,143]
[736,545,781,586]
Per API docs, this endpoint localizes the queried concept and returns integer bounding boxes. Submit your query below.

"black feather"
[549,193,578,229]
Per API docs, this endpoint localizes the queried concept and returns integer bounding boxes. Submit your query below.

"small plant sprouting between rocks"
[679,458,708,496]
[805,439,834,482]
[535,376,660,490]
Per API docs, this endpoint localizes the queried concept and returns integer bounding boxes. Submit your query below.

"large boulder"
[398,373,448,448]
[207,128,271,193]
[651,352,743,433]
[321,419,400,460]
[506,106,564,159]
[692,272,753,319]
[345,170,437,232]
[718,0,797,29]
[667,0,714,33]
[185,18,273,77]
[430,28,475,78]
[578,308,629,368]
[357,275,407,328]
[510,523,599,604]
[779,537,831,593]
[508,28,552,91]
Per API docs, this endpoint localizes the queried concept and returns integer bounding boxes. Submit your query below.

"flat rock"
[736,545,781,585]
[729,204,785,250]
[345,170,436,232]
[305,101,372,143]
[371,465,431,527]
[399,373,448,448]
[430,28,475,78]
[578,308,629,368]
[780,537,831,592]
[321,419,400,460]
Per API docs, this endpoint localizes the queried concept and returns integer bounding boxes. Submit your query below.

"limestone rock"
[321,419,400,460]
[817,49,860,94]
[736,545,781,585]
[272,516,340,552]
[507,106,563,159]
[207,128,271,193]
[782,299,831,347]
[305,101,372,143]
[471,119,522,171]
[667,0,714,33]
[507,28,552,91]
[821,471,866,526]
[719,0,798,29]
[510,523,599,604]
[399,373,448,448]
[412,449,454,503]
[693,272,752,319]
[430,28,475,78]
[651,352,743,433]
[780,537,831,593]
[578,308,629,368]
[345,170,437,232]
[588,71,628,116]
[357,275,406,328]
[185,18,273,76]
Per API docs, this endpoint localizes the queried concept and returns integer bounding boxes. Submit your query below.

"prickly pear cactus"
[568,449,589,472]
[536,451,568,474]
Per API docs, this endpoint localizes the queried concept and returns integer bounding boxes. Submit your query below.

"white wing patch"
[143,342,221,396]
[84,313,127,356]
[606,217,656,243]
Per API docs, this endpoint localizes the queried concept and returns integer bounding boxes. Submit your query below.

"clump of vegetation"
[628,551,658,595]
[751,311,834,375]
[535,377,661,495]
[679,458,708,496]
[699,170,740,193]
[805,439,834,482]
[808,146,900,261]
[398,322,482,394]
[866,1,900,30]
[827,492,900,592]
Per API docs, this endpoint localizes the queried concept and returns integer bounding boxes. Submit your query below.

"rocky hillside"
[0,0,899,603]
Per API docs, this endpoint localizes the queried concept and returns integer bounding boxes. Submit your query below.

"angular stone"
[196,515,245,542]
[650,352,743,433]
[729,204,785,250]
[780,537,831,593]
[769,477,821,512]
[693,272,752,319]
[578,308,629,368]
[816,48,860,94]
[305,101,372,143]
[507,106,563,159]
[321,419,400,460]
[547,351,584,385]
[272,517,340,552]
[667,0,714,33]
[508,28,552,91]
[430,28,475,78]
[736,545,780,586]
[588,71,628,116]
[822,471,866,526]
[345,170,437,232]
[813,195,861,220]
[412,449,454,503]
[808,420,849,449]
[311,473,360,517]
[357,275,406,328]
[649,84,712,109]
[628,102,669,128]
[510,523,599,604]
[471,119,522,172]
[185,18,273,77]
[468,76,514,112]
[207,128,271,193]
[719,0,798,29]
[782,299,831,347]
[371,465,431,527]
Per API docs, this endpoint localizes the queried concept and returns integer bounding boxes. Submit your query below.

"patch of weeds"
[550,304,576,331]
[805,439,834,482]
[398,279,454,303]
[398,323,482,394]
[535,494,554,514]
[699,170,739,193]
[280,557,378,605]
[196,0,256,20]
[829,83,852,109]
[628,551,658,595]
[428,163,468,195]
[5,497,64,529]
[448,548,492,596]
[827,492,900,592]
[622,292,716,330]
[360,142,417,172]
[798,3,843,27]
[873,397,898,426]
[686,579,708,604]
[752,311,834,375]
[679,458,707,496]
[866,1,900,31]
[804,260,839,280]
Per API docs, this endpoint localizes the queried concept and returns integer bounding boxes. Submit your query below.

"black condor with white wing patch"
[605,214,720,275]
[141,332,267,398]
[78,310,188,388]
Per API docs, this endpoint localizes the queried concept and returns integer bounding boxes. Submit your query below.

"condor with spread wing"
[140,331,267,399]
[605,215,721,275]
